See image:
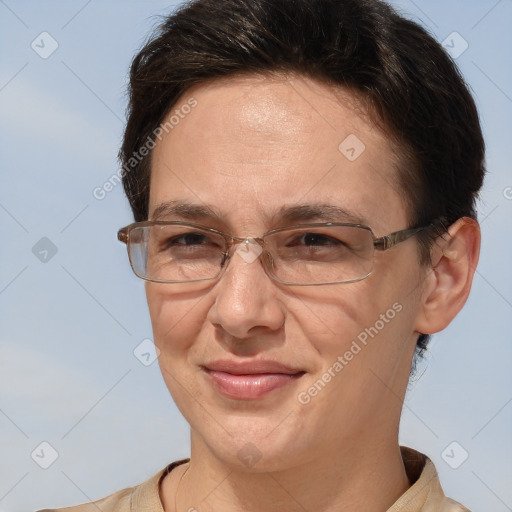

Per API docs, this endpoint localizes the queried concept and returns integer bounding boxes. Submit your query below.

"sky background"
[0,1,511,511]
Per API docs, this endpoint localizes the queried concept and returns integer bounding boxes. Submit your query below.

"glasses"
[118,220,438,286]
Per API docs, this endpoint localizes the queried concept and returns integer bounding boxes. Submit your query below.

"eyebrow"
[276,204,367,225]
[150,200,367,226]
[150,200,224,221]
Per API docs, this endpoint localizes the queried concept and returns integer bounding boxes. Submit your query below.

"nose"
[207,241,286,340]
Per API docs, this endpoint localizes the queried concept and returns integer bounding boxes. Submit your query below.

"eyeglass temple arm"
[374,226,431,251]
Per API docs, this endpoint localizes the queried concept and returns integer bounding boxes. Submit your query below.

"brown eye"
[292,233,345,247]
[166,232,209,246]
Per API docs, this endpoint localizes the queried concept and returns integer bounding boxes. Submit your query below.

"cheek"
[294,275,411,372]
[145,284,212,410]
[145,282,209,354]
[294,281,382,343]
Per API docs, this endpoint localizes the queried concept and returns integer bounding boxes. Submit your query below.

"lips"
[202,360,305,400]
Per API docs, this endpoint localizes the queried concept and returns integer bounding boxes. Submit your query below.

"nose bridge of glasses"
[223,235,266,267]
[222,233,264,254]
[227,234,265,245]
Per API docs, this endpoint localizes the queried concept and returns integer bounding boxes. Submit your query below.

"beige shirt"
[39,447,470,511]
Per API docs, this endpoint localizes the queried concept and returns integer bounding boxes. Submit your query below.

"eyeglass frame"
[117,219,443,286]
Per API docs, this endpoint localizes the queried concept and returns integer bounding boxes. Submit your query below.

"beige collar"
[130,447,467,512]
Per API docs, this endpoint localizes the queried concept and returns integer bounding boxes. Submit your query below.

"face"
[146,73,428,471]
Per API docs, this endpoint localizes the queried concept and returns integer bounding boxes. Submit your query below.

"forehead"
[149,73,408,234]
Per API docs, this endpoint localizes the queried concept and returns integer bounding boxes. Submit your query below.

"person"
[40,0,484,510]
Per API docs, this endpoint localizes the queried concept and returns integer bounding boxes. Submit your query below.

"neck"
[162,437,410,512]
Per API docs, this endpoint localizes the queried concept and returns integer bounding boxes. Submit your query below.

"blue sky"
[0,1,511,510]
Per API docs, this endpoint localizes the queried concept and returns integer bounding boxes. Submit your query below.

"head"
[119,0,484,470]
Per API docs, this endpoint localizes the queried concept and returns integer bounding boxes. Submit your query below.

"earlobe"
[415,217,481,335]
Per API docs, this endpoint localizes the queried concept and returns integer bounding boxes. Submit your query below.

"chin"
[192,414,312,473]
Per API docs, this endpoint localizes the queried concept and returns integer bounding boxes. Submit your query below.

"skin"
[146,73,480,512]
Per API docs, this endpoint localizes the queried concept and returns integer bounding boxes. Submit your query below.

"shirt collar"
[131,447,466,512]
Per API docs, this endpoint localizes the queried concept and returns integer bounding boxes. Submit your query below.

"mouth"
[201,360,306,400]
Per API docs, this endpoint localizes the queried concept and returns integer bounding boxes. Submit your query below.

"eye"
[295,233,345,247]
[167,232,209,246]
[154,229,225,258]
[285,232,347,248]
[272,230,351,263]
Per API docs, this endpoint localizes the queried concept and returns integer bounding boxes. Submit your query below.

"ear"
[414,217,480,335]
